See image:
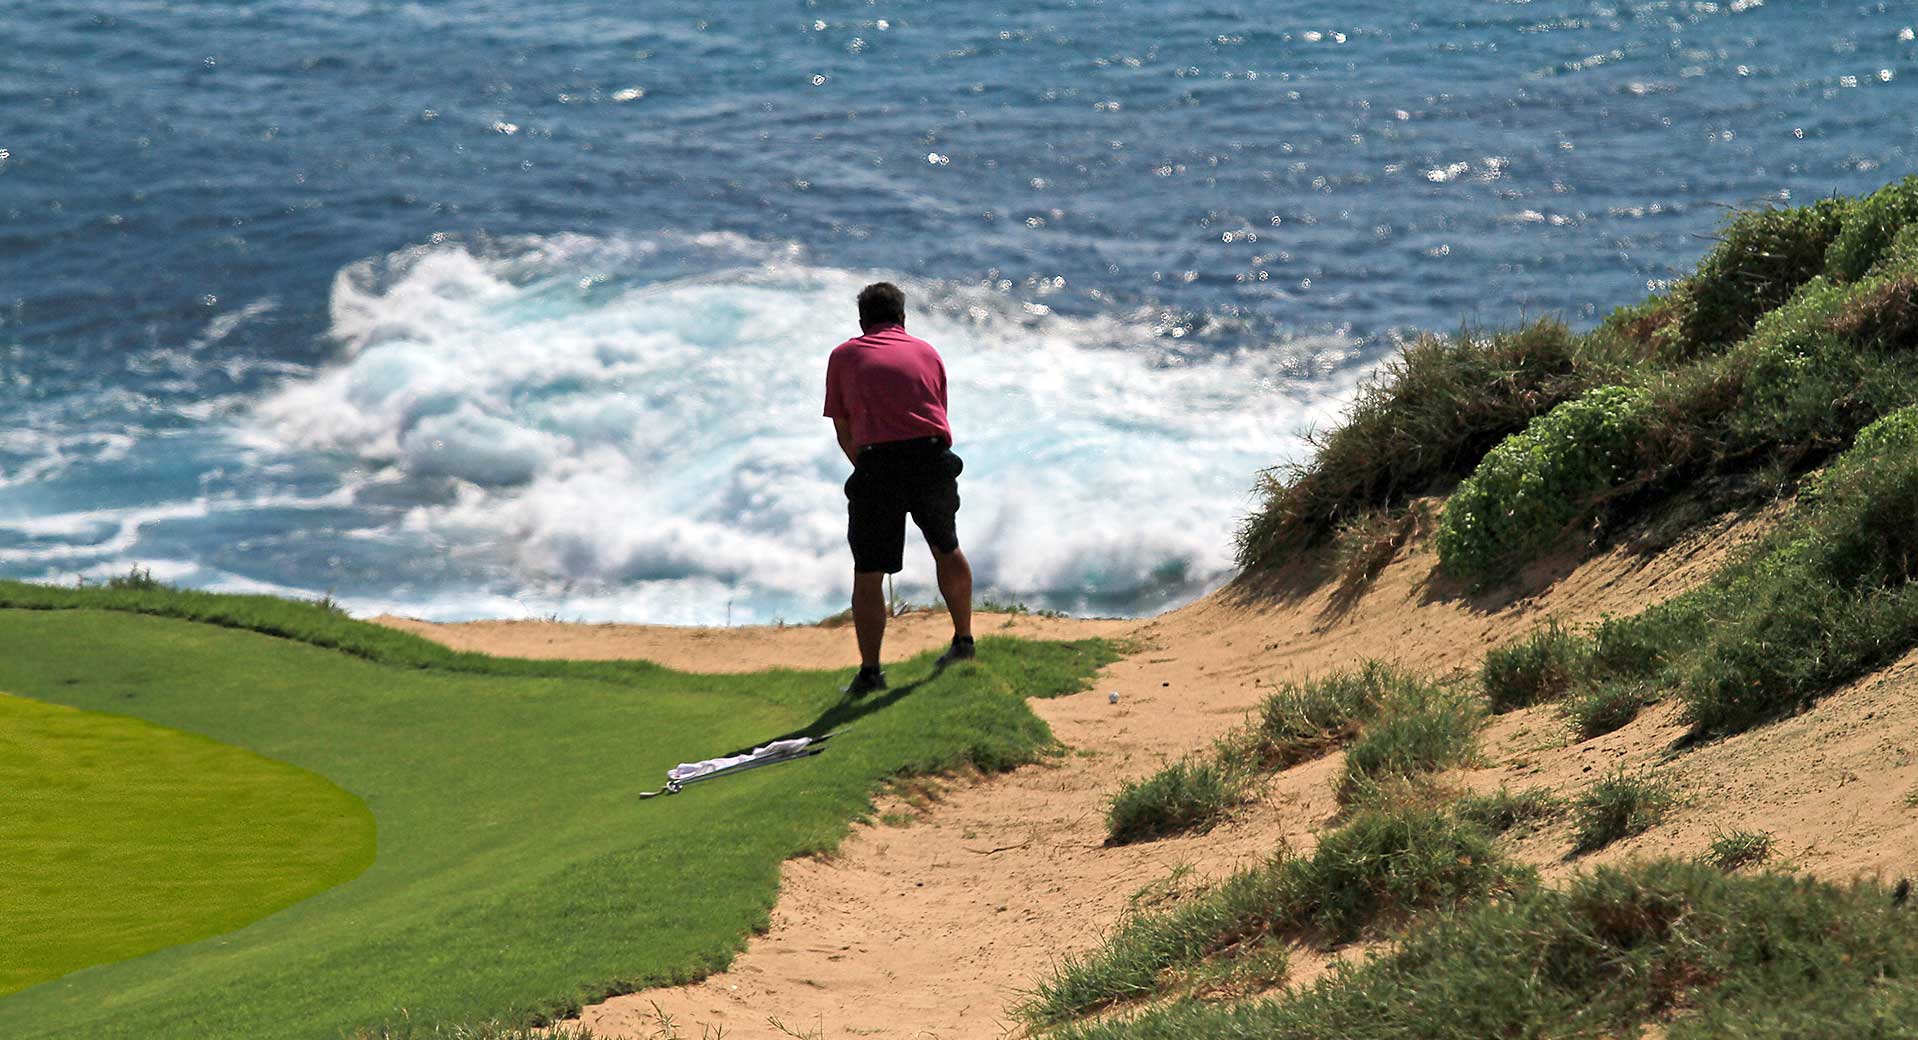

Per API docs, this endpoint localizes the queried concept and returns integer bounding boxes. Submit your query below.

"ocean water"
[3,1,1913,624]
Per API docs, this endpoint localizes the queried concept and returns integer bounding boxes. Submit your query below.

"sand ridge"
[383,507,1918,1038]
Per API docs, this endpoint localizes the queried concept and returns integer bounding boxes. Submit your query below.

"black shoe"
[936,636,976,667]
[843,666,887,696]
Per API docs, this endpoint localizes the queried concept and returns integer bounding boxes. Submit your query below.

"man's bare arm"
[832,416,859,466]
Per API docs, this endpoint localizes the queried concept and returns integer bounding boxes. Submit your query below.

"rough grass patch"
[1827,174,1918,282]
[1678,404,1918,735]
[1572,770,1675,854]
[1667,197,1852,352]
[1564,681,1656,740]
[1331,503,1430,589]
[1703,829,1775,872]
[1238,661,1411,769]
[1454,786,1564,836]
[1337,681,1482,805]
[1106,757,1255,845]
[1482,620,1588,712]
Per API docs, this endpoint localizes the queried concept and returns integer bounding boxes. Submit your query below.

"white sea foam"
[244,235,1365,622]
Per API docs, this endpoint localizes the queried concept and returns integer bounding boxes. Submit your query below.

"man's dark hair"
[857,282,907,329]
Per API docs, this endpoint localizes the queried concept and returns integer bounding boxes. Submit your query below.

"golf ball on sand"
[1108,691,1121,704]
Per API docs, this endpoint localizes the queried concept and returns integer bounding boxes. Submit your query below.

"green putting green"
[0,693,375,996]
[0,588,1113,1040]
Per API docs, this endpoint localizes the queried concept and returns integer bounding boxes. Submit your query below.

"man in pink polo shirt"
[823,282,974,695]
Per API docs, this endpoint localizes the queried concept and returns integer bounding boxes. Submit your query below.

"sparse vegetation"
[1330,503,1430,590]
[1571,770,1675,854]
[350,1022,599,1040]
[1703,829,1775,872]
[1051,863,1918,1040]
[104,565,166,592]
[1024,804,1528,1025]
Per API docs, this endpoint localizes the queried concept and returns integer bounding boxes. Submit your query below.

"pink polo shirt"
[823,324,953,449]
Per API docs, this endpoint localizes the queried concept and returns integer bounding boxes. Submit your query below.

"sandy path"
[385,510,1918,1040]
[374,610,1134,675]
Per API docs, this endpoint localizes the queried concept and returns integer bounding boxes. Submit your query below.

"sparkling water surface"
[3,1,1914,622]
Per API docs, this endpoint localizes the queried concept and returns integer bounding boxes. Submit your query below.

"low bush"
[1571,770,1674,854]
[1106,758,1254,845]
[1237,320,1619,568]
[1437,385,1654,579]
[1481,620,1587,711]
[1021,804,1528,1025]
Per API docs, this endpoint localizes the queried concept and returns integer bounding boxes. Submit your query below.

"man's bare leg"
[934,546,973,641]
[851,570,888,669]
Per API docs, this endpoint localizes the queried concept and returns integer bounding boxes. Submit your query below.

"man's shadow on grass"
[713,663,955,757]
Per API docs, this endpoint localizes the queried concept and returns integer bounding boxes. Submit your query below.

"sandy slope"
[382,508,1918,1038]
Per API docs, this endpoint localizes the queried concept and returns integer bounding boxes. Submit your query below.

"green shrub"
[1238,320,1621,568]
[1022,803,1529,1025]
[1106,758,1254,845]
[1563,681,1655,740]
[1239,661,1410,769]
[1667,197,1852,353]
[1338,682,1482,805]
[1571,770,1674,854]
[1453,786,1564,836]
[1827,175,1918,282]
[1703,829,1775,872]
[1437,385,1654,579]
[1481,620,1587,712]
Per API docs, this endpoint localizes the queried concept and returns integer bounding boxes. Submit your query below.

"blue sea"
[3,2,1913,624]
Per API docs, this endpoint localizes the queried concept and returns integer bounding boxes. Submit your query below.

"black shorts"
[845,436,963,575]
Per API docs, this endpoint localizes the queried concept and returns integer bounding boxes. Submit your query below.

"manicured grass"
[0,694,375,997]
[0,596,1114,1040]
[1053,862,1918,1039]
